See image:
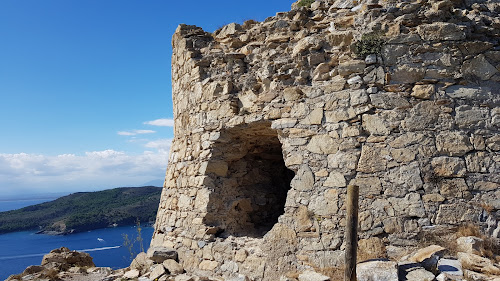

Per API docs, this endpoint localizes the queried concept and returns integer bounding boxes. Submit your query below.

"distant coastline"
[0,191,69,202]
[0,198,58,212]
[0,186,161,235]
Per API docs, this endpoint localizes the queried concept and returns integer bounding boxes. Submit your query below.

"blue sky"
[0,0,293,197]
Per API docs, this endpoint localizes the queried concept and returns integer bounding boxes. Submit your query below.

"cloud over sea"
[0,139,171,197]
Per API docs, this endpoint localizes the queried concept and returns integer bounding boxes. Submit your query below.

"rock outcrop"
[6,247,112,281]
[150,0,500,280]
[8,236,500,280]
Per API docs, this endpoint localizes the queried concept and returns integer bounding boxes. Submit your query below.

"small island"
[0,186,161,235]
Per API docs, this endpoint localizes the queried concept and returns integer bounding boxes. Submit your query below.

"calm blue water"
[0,225,154,280]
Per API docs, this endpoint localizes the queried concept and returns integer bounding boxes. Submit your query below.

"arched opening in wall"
[203,122,294,238]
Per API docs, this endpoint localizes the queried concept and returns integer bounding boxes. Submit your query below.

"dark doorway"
[203,122,294,238]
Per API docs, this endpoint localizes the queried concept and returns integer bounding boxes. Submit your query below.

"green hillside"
[0,186,162,234]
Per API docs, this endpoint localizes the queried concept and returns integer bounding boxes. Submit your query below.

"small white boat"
[97,238,105,242]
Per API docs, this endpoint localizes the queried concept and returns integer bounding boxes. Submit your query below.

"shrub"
[122,219,145,261]
[352,33,385,58]
[298,0,315,8]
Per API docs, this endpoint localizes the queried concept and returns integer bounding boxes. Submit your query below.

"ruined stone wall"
[151,0,500,279]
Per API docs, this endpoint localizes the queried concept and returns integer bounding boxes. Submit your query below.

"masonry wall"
[151,0,500,279]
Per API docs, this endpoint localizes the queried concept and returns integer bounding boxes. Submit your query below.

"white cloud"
[117,129,156,136]
[0,141,172,197]
[145,139,172,152]
[144,118,175,127]
[136,130,156,134]
[117,131,135,136]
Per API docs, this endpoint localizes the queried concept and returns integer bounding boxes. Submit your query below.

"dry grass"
[357,237,387,262]
[479,201,495,214]
[284,270,300,279]
[41,268,61,280]
[418,223,500,260]
[456,224,500,258]
[418,226,458,254]
[457,224,482,238]
[285,267,345,281]
[314,266,345,281]
[5,274,22,281]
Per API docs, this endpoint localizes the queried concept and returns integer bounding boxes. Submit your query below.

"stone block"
[457,252,500,275]
[131,252,154,274]
[417,22,465,41]
[331,0,357,9]
[291,165,314,191]
[324,172,346,187]
[363,66,385,85]
[216,23,242,39]
[436,131,473,156]
[358,237,387,261]
[381,44,409,66]
[293,36,323,56]
[431,156,466,177]
[357,144,389,173]
[357,260,398,281]
[302,108,323,125]
[227,274,250,281]
[163,259,184,275]
[398,262,435,281]
[326,30,353,49]
[205,160,228,177]
[411,84,435,99]
[338,60,366,76]
[409,245,446,272]
[462,54,499,80]
[402,101,441,131]
[175,274,195,281]
[298,270,329,281]
[445,85,492,100]
[308,189,339,216]
[284,87,304,101]
[327,150,360,172]
[386,162,423,192]
[390,64,426,84]
[437,258,463,280]
[486,135,500,151]
[147,247,178,263]
[363,114,391,135]
[369,92,410,109]
[306,135,339,154]
[365,54,377,65]
[436,203,481,224]
[455,105,489,129]
[150,264,167,280]
[456,236,484,256]
[199,260,219,271]
[235,249,248,262]
[271,118,298,129]
[350,176,382,196]
[439,178,469,198]
[123,269,140,279]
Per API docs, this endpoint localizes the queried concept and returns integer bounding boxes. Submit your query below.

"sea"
[0,200,154,280]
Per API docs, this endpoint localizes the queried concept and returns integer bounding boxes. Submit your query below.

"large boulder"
[147,247,179,263]
[41,247,94,268]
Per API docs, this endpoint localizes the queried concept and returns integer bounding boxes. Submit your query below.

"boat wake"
[78,245,121,252]
[0,246,121,261]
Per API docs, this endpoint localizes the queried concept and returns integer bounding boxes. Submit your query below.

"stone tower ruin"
[150,0,500,279]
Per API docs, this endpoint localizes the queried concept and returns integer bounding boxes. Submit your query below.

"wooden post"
[345,185,359,281]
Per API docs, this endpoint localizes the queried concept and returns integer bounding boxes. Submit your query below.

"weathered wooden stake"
[345,184,359,281]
